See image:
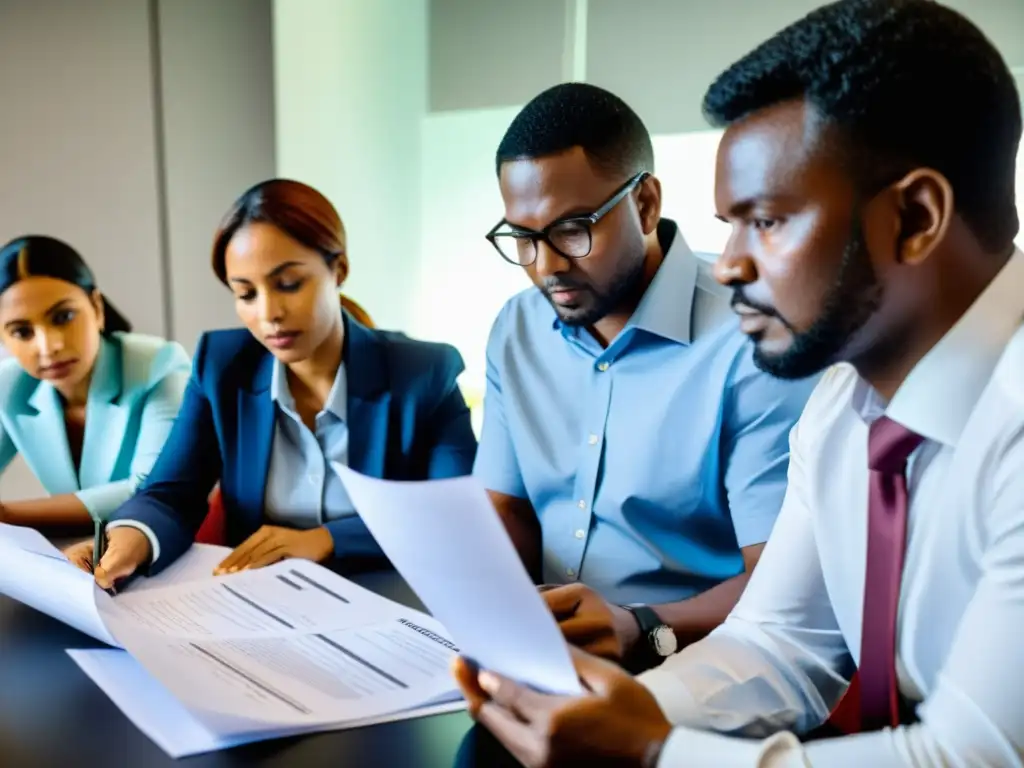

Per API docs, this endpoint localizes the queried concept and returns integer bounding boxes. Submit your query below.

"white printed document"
[0,522,114,643]
[333,465,582,695]
[0,523,228,645]
[67,649,466,759]
[0,524,464,757]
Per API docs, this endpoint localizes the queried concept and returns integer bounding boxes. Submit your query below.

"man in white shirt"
[452,0,1024,765]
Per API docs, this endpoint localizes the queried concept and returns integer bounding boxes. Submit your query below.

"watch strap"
[627,604,663,635]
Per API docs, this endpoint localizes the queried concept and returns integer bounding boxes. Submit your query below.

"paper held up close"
[333,464,583,696]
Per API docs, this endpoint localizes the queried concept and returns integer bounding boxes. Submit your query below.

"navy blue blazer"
[109,313,478,573]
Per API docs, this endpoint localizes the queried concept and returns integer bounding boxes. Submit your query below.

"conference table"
[0,565,518,767]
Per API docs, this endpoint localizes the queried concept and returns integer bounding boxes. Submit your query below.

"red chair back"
[195,485,227,545]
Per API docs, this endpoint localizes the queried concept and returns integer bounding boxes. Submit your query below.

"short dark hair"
[703,0,1022,254]
[0,235,131,335]
[496,82,654,179]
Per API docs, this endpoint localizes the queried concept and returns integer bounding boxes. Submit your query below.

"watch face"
[651,626,678,657]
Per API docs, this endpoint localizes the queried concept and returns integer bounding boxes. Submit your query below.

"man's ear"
[891,168,953,266]
[637,175,662,236]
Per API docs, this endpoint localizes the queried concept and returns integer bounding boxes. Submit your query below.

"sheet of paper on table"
[67,648,465,759]
[0,523,228,645]
[0,523,464,756]
[332,464,582,695]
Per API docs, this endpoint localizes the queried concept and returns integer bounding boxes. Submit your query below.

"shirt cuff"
[637,665,706,726]
[657,726,805,768]
[732,509,784,549]
[471,456,528,499]
[105,520,161,565]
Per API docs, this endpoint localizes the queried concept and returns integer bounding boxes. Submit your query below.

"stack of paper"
[1,466,582,760]
[0,524,465,758]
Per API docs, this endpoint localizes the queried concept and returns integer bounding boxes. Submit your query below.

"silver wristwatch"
[624,605,678,657]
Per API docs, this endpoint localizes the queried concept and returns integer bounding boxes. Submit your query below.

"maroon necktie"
[858,415,924,732]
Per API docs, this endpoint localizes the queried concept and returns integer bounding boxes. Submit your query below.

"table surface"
[0,568,497,768]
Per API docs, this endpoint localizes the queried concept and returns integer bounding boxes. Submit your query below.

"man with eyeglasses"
[475,82,818,673]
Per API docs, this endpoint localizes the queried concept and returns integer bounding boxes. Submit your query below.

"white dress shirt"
[638,249,1024,767]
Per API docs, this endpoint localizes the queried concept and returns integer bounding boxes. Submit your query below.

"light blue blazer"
[0,332,191,521]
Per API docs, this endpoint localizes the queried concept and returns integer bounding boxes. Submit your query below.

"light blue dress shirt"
[264,359,356,527]
[474,220,819,606]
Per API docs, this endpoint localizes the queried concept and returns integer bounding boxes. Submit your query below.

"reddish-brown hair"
[211,178,373,326]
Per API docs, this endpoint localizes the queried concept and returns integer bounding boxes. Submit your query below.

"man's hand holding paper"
[452,646,672,768]
[541,583,641,662]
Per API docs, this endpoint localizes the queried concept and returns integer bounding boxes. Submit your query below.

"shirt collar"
[270,357,348,422]
[853,247,1024,446]
[552,218,699,345]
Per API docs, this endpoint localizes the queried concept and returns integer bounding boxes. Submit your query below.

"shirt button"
[574,529,585,539]
[566,568,576,578]
[597,361,610,372]
[577,499,586,510]
[587,433,599,445]
[308,474,321,485]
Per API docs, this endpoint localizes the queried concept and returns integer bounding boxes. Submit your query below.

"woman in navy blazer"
[66,179,477,585]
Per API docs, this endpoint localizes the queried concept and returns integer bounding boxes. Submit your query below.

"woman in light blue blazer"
[0,235,191,531]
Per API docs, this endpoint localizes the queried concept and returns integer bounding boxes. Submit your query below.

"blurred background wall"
[1,0,1022,497]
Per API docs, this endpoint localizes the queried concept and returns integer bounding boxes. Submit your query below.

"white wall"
[273,0,428,332]
[0,0,277,353]
[415,107,525,394]
[0,0,167,336]
[157,0,277,348]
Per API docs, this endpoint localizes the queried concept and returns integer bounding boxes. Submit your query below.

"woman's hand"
[64,527,152,591]
[214,525,334,575]
[64,538,94,573]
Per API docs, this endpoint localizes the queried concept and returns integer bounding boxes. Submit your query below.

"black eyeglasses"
[486,171,650,267]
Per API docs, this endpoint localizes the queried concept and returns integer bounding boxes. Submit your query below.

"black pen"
[92,519,138,596]
[92,518,105,573]
[92,518,118,595]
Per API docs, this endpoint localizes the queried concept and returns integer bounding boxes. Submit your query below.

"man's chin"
[552,305,599,327]
[751,340,835,381]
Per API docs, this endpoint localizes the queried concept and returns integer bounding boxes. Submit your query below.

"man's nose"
[713,235,758,287]
[533,241,570,279]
